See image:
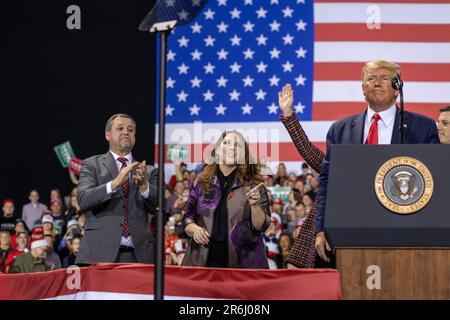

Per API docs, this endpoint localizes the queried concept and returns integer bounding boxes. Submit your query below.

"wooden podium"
[324,145,450,300]
[336,248,450,300]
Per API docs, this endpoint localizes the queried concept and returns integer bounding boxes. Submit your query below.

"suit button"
[120,223,123,226]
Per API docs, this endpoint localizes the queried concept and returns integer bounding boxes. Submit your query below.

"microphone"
[392,73,403,90]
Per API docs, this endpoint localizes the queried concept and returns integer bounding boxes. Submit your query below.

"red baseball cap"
[2,198,15,206]
[274,198,284,206]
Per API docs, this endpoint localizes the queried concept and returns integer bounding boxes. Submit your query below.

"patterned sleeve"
[286,206,317,268]
[280,113,325,173]
[182,180,200,227]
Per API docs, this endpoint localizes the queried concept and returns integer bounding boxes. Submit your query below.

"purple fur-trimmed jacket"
[182,174,271,269]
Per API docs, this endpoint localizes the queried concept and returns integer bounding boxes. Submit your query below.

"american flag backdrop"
[156,0,450,177]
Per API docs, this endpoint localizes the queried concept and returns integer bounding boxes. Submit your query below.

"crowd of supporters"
[161,162,318,269]
[0,161,317,273]
[0,188,85,273]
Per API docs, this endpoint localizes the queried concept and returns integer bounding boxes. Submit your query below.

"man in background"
[0,199,17,234]
[0,230,12,272]
[9,239,49,274]
[44,233,62,270]
[22,190,47,230]
[76,114,158,264]
[438,106,450,144]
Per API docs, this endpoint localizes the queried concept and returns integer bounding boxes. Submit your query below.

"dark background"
[2,1,157,210]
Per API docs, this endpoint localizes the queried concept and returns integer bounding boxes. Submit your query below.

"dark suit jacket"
[76,151,158,264]
[316,108,440,232]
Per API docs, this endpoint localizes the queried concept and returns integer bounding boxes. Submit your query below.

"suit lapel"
[391,108,400,144]
[129,158,138,208]
[390,107,410,144]
[351,112,366,144]
[103,151,123,198]
[102,151,119,178]
[403,112,410,142]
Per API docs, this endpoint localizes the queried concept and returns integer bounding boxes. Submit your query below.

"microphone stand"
[399,83,405,144]
[393,74,405,144]
[142,19,177,301]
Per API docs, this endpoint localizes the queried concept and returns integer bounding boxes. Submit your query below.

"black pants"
[206,241,228,268]
[115,250,137,263]
[315,252,336,269]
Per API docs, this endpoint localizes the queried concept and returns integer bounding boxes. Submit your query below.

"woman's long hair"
[198,130,262,194]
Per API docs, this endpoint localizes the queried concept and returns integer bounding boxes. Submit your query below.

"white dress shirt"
[363,104,397,145]
[106,150,150,247]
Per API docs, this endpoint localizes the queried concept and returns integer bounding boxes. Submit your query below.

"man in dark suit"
[437,105,450,144]
[76,113,158,264]
[315,60,440,263]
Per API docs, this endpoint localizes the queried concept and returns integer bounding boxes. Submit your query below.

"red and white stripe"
[158,0,450,176]
[313,0,450,122]
[0,264,343,300]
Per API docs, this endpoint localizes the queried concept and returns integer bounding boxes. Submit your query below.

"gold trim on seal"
[374,156,434,215]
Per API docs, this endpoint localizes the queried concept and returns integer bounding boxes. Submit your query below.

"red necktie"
[365,113,381,145]
[117,157,131,237]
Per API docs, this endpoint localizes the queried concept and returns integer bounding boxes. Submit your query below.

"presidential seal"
[374,157,434,214]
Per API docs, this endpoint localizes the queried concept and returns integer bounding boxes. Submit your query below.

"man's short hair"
[105,114,136,132]
[362,60,401,81]
[286,206,296,212]
[17,230,28,237]
[0,230,10,237]
[70,234,82,244]
[439,106,450,112]
[43,233,54,239]
[295,201,305,207]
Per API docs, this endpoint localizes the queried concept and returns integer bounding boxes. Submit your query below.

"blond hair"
[361,60,401,81]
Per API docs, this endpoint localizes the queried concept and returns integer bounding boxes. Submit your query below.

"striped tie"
[117,157,131,237]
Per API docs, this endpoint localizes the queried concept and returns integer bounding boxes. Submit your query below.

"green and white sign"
[267,186,291,205]
[54,141,75,168]
[168,144,189,162]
